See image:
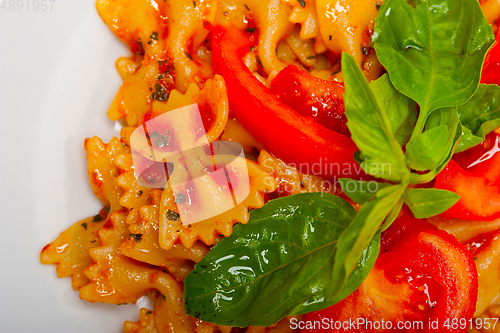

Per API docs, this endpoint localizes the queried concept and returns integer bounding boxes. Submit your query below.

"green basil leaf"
[403,188,460,218]
[374,0,494,133]
[425,106,461,163]
[338,178,390,205]
[183,193,379,327]
[458,125,488,153]
[331,184,406,297]
[381,198,404,231]
[342,53,409,183]
[331,232,380,304]
[406,125,449,171]
[369,74,418,146]
[457,84,500,152]
[410,108,461,183]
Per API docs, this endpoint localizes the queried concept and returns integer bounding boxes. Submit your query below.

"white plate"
[0,1,152,331]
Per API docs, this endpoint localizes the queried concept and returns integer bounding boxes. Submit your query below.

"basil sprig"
[184,0,499,327]
[374,0,494,182]
[334,0,493,292]
[374,0,494,136]
[336,53,458,294]
[184,193,379,327]
[342,0,493,219]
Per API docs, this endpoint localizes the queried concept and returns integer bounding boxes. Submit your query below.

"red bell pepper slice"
[269,65,350,137]
[211,26,360,180]
[435,159,500,221]
[301,214,478,333]
[481,29,500,85]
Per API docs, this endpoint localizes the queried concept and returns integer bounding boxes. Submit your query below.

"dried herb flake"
[151,83,169,101]
[166,210,180,221]
[93,214,103,222]
[137,40,145,54]
[131,234,143,243]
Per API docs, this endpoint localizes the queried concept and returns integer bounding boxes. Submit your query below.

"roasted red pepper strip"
[301,214,478,333]
[270,65,350,137]
[435,159,500,221]
[211,26,360,179]
[481,29,500,85]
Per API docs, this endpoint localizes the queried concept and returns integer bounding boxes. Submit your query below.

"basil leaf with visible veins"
[184,193,379,327]
[406,125,450,171]
[457,84,500,152]
[373,0,494,135]
[342,53,409,183]
[409,107,461,183]
[403,188,460,219]
[331,184,406,297]
[369,74,418,147]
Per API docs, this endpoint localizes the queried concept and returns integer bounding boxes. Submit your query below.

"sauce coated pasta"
[41,0,500,332]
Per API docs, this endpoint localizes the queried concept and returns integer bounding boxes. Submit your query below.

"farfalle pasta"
[41,0,500,332]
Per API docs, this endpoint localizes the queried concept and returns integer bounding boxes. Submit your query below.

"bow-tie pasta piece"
[115,153,156,225]
[80,211,190,311]
[119,203,210,281]
[150,76,229,143]
[163,0,218,93]
[158,159,277,250]
[96,0,163,53]
[97,0,170,127]
[41,136,126,289]
[98,0,218,127]
[119,76,229,159]
[113,148,211,280]
[40,209,107,290]
[85,136,129,211]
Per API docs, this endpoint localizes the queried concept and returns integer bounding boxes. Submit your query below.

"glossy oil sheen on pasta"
[40,0,500,332]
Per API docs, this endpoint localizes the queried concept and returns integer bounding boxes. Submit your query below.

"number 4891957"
[1,0,56,11]
[443,317,499,330]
